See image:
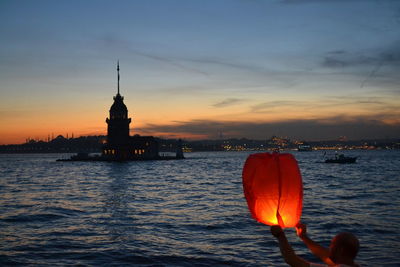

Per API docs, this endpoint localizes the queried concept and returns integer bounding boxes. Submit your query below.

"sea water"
[0,150,399,266]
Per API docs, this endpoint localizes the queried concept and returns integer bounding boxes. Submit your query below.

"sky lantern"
[242,152,303,228]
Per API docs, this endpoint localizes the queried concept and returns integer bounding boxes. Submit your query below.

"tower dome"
[109,93,128,119]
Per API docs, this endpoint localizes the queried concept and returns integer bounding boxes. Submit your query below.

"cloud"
[97,34,210,76]
[96,34,302,88]
[323,96,392,107]
[132,50,210,76]
[322,53,375,68]
[212,98,246,108]
[186,57,270,74]
[139,116,400,141]
[322,43,400,69]
[321,44,400,88]
[250,101,303,113]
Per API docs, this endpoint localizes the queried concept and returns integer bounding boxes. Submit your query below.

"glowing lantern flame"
[242,152,303,228]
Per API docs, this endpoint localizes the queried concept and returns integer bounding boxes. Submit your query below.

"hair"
[331,232,360,260]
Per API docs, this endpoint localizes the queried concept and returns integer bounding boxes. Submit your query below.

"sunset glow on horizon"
[1,0,399,145]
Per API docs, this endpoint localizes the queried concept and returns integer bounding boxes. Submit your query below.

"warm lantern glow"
[242,152,303,228]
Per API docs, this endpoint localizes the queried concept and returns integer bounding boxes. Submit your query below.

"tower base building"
[102,62,160,160]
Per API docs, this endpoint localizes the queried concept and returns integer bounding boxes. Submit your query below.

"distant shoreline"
[1,138,399,154]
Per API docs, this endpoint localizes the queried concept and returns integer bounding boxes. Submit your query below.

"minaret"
[105,62,131,145]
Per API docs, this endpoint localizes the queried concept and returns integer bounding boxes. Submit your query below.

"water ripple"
[0,151,399,266]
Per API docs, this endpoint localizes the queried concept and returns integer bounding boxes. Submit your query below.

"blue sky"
[0,0,399,143]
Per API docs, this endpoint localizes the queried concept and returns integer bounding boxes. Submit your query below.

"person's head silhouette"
[329,232,359,264]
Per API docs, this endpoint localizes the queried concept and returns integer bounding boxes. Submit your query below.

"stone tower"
[106,62,131,146]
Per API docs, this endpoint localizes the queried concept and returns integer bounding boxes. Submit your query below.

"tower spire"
[117,60,120,95]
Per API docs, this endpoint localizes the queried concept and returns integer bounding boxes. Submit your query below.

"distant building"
[102,62,159,160]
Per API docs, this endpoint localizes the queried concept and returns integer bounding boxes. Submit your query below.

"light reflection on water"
[0,151,399,266]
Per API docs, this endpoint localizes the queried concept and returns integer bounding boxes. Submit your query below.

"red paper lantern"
[242,152,303,228]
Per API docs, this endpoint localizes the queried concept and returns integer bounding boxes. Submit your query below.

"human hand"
[295,222,307,239]
[270,225,284,238]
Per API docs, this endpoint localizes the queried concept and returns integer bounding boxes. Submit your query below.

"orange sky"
[1,88,399,144]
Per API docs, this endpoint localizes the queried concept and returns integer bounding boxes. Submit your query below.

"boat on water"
[298,144,312,151]
[325,153,357,164]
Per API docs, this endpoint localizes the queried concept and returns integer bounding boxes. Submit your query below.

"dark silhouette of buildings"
[102,62,159,160]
